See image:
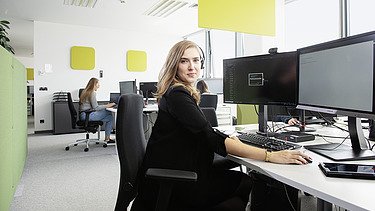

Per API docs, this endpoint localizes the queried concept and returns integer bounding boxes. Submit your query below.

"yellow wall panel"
[70,46,95,70]
[198,0,275,36]
[27,68,34,80]
[127,50,147,72]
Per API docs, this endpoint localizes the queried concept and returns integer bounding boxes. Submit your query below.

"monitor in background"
[139,82,157,100]
[297,30,375,161]
[119,81,136,95]
[223,51,297,106]
[109,93,121,104]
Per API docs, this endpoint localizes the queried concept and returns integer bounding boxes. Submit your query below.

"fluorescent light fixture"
[63,0,98,8]
[144,0,189,18]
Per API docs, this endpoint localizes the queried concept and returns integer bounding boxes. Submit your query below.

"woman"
[79,78,116,143]
[132,41,311,210]
[196,79,209,94]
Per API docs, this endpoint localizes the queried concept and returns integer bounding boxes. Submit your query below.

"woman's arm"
[224,136,311,164]
[89,92,106,110]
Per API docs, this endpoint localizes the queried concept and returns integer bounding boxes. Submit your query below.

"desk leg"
[317,198,332,211]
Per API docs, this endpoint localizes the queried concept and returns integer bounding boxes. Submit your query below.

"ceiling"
[0,0,201,57]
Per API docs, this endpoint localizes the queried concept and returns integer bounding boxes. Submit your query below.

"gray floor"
[12,117,321,211]
[12,117,120,211]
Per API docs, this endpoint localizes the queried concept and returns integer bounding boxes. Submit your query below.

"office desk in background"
[107,104,158,140]
[218,123,375,211]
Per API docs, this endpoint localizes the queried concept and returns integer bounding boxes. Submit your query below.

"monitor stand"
[305,117,375,161]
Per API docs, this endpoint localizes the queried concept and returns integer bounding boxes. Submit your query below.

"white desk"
[219,123,375,211]
[107,104,158,140]
[106,103,158,113]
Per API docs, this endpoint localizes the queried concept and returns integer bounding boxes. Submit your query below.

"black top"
[136,86,229,209]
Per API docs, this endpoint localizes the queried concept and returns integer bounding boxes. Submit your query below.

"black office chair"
[65,92,107,152]
[200,107,241,170]
[115,93,197,211]
[199,94,218,110]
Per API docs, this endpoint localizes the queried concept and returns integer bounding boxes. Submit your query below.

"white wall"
[34,21,181,132]
[16,56,34,68]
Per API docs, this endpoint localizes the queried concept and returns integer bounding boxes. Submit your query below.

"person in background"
[132,40,311,210]
[275,115,300,126]
[196,79,209,94]
[79,77,116,143]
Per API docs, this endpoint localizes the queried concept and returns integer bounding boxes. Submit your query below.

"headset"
[198,45,205,69]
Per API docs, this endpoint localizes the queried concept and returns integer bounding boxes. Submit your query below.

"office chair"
[65,92,107,152]
[200,107,241,171]
[115,93,197,211]
[199,94,218,110]
[78,88,84,98]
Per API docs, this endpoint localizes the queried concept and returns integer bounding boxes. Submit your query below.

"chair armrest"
[146,168,197,183]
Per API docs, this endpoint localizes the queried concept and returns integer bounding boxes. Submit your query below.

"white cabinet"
[216,104,232,126]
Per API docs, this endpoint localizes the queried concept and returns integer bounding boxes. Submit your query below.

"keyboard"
[237,133,302,151]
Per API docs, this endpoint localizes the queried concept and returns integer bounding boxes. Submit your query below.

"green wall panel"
[0,46,27,211]
[237,104,259,125]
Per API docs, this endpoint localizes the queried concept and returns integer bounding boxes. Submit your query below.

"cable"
[283,184,297,211]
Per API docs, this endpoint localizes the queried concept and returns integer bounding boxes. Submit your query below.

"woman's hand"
[268,150,312,165]
[106,103,116,108]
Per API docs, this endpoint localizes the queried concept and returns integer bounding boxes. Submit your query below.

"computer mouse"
[305,157,313,163]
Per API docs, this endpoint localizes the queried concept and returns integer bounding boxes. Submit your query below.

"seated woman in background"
[132,40,311,210]
[196,79,209,94]
[79,77,116,143]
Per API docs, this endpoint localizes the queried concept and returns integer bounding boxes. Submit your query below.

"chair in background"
[78,88,84,98]
[65,92,107,152]
[115,93,197,211]
[200,107,241,171]
[199,94,218,110]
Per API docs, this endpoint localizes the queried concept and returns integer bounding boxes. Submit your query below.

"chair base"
[65,130,107,152]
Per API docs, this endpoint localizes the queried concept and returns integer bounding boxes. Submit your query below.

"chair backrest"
[78,88,85,98]
[201,107,218,127]
[199,94,218,110]
[67,92,77,129]
[115,93,146,209]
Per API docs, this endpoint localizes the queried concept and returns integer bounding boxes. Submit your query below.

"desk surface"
[106,103,158,113]
[219,123,375,211]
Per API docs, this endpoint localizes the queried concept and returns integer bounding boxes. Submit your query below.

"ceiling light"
[63,0,98,8]
[144,0,189,18]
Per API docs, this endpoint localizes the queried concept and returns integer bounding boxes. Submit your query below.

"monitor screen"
[297,30,375,161]
[139,82,157,99]
[223,51,297,106]
[109,93,121,103]
[119,81,136,95]
[297,32,375,119]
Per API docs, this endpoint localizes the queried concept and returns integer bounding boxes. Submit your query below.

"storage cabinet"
[53,101,84,134]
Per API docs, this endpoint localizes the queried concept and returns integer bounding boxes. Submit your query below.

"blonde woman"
[79,78,116,143]
[132,41,311,210]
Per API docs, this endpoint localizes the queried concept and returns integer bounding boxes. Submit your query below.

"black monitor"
[119,81,136,95]
[109,93,121,103]
[139,82,157,99]
[223,51,297,106]
[297,30,375,161]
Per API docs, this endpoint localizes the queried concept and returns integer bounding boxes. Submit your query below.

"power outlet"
[40,119,44,124]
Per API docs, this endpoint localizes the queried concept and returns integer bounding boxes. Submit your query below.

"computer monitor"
[297,30,375,161]
[119,81,136,95]
[223,51,297,106]
[109,93,121,103]
[139,82,157,99]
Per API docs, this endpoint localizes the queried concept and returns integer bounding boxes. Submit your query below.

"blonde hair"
[155,40,201,103]
[79,77,98,104]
